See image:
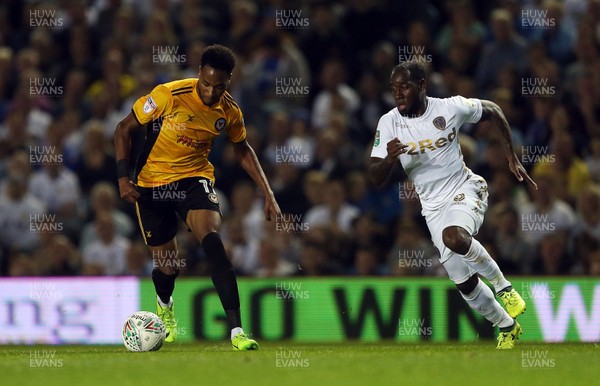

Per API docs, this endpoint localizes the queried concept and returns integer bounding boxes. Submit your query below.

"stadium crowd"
[0,0,599,277]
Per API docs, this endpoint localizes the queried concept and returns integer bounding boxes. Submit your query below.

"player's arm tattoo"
[480,99,516,158]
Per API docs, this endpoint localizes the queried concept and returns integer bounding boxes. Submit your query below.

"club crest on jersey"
[453,193,465,201]
[143,96,157,114]
[215,118,226,131]
[208,193,219,203]
[433,116,446,131]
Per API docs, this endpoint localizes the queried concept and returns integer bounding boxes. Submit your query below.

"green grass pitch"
[2,341,597,386]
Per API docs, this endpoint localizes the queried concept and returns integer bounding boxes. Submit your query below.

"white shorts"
[422,174,489,283]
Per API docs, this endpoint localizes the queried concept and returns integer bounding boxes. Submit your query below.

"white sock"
[461,239,511,293]
[461,279,514,329]
[157,295,173,308]
[231,327,243,340]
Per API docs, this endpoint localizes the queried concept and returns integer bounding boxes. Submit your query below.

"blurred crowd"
[0,0,599,277]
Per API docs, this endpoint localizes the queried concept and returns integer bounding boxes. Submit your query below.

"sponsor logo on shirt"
[176,134,210,149]
[403,127,457,155]
[453,193,465,202]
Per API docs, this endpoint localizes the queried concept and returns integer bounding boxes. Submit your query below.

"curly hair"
[200,44,236,74]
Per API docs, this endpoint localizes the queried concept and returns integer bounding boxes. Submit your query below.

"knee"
[442,226,471,255]
[456,274,479,295]
[186,210,221,241]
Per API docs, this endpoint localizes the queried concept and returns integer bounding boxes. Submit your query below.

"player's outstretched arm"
[480,100,538,190]
[232,139,281,221]
[114,112,143,203]
[369,138,407,187]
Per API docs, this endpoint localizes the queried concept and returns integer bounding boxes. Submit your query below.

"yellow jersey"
[131,78,246,187]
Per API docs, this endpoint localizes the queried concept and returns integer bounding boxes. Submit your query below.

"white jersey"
[371,96,482,211]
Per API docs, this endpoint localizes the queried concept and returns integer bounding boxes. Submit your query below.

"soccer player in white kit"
[370,62,537,349]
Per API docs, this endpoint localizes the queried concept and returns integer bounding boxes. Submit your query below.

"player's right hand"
[386,138,408,160]
[264,193,282,222]
[118,178,140,204]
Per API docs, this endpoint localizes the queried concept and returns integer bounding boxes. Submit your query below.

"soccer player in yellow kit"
[114,45,281,350]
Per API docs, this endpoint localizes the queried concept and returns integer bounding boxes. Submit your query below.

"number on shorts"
[199,179,214,193]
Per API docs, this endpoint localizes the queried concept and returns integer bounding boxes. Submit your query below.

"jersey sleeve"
[447,96,482,124]
[370,114,395,159]
[131,84,172,125]
[226,106,247,143]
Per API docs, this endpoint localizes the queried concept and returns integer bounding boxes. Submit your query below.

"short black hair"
[200,44,236,74]
[391,61,426,82]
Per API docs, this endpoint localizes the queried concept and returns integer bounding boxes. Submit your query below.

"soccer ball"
[122,311,166,352]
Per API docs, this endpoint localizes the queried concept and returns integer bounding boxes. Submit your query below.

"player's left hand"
[264,193,282,222]
[508,154,537,190]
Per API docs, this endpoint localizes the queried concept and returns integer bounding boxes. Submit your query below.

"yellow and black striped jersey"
[131,78,246,187]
